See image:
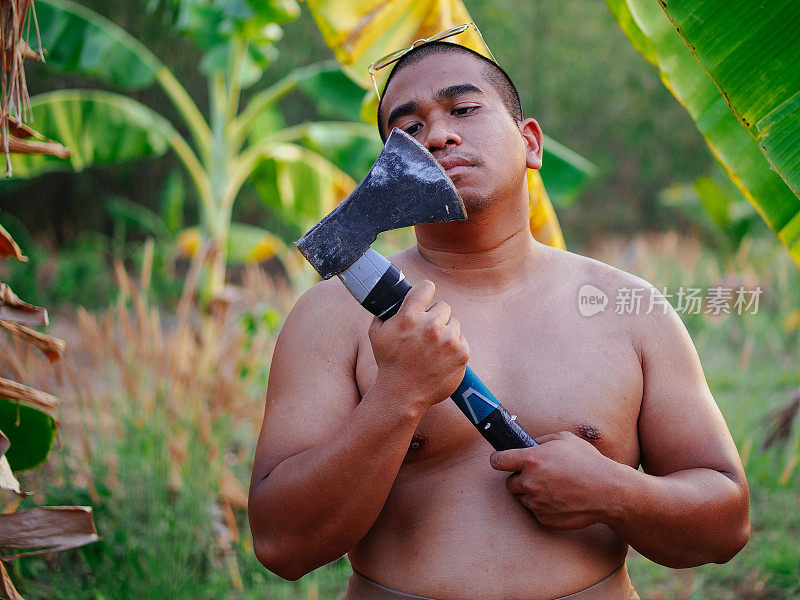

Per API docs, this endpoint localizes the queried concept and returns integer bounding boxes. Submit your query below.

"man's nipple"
[408,434,427,453]
[577,424,602,445]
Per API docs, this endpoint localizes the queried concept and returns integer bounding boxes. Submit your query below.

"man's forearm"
[249,386,422,580]
[602,462,750,567]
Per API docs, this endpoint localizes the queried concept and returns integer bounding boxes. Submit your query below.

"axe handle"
[339,249,537,451]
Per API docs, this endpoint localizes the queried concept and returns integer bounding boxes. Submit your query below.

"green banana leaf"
[7,90,182,178]
[658,1,800,194]
[296,67,374,122]
[607,0,800,266]
[226,223,287,264]
[36,0,209,155]
[250,143,355,234]
[36,0,163,89]
[293,121,382,181]
[539,136,599,209]
[107,197,172,242]
[0,399,57,473]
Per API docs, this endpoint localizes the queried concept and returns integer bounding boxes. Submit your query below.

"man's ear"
[519,118,543,170]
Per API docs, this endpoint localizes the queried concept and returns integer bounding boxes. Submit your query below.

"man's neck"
[410,200,549,294]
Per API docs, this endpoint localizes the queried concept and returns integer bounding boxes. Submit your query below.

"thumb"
[397,280,435,315]
[489,448,530,472]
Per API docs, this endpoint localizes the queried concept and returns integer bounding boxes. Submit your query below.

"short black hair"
[377,41,524,141]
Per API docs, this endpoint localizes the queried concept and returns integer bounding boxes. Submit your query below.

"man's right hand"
[368,280,470,414]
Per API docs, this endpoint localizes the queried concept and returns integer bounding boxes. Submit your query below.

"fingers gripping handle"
[338,249,537,450]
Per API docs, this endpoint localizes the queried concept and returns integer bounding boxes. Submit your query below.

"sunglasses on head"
[368,22,496,100]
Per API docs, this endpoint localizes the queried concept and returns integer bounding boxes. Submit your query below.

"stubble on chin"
[453,183,499,217]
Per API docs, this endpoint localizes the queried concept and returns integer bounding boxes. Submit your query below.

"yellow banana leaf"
[303,0,566,249]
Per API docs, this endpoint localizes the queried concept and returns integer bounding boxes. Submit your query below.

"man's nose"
[424,120,461,152]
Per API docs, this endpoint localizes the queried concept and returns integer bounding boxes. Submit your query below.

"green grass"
[9,236,800,600]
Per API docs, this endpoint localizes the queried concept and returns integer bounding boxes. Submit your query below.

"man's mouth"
[437,156,474,177]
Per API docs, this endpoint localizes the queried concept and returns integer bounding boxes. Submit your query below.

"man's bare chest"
[354,290,644,468]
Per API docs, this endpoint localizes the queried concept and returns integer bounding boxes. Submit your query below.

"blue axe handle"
[339,249,537,451]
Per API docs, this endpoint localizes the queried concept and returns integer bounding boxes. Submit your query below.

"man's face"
[380,51,540,213]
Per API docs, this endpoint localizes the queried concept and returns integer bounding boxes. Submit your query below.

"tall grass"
[8,246,300,599]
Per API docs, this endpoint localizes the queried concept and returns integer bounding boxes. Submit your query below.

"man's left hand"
[490,431,620,530]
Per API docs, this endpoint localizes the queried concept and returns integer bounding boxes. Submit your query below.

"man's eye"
[403,123,422,135]
[453,105,478,116]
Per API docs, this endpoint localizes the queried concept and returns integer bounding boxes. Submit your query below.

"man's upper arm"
[636,292,744,481]
[251,280,364,483]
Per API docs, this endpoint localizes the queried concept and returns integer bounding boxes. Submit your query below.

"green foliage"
[607,0,800,265]
[0,224,118,310]
[658,0,800,202]
[660,170,768,259]
[15,412,221,599]
[538,136,598,209]
[48,235,118,308]
[156,0,300,86]
[0,399,57,472]
[35,0,163,90]
[9,91,174,178]
[12,0,378,300]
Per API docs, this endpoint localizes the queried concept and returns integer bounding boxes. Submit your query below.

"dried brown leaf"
[0,506,99,559]
[6,115,42,141]
[6,135,70,159]
[0,283,47,325]
[0,224,27,262]
[17,39,41,62]
[0,560,24,600]
[0,321,65,362]
[0,376,58,418]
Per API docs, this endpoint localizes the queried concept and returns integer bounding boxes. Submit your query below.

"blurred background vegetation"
[0,0,730,311]
[1,1,798,599]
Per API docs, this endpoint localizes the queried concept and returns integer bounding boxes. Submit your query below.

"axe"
[296,128,537,451]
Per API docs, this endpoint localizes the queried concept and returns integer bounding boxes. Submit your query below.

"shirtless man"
[248,42,750,600]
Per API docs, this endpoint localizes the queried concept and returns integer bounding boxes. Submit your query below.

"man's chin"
[456,190,491,216]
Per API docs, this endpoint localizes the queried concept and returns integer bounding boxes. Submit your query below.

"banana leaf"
[36,0,163,89]
[7,90,183,178]
[0,399,57,473]
[250,143,355,234]
[292,121,382,181]
[658,1,800,194]
[226,224,287,264]
[178,224,287,264]
[608,0,800,266]
[36,0,209,154]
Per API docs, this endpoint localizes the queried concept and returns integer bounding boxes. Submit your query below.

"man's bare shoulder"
[546,244,655,293]
[544,245,673,350]
[279,276,373,353]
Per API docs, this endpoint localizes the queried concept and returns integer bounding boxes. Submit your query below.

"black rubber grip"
[476,405,538,450]
[361,264,412,320]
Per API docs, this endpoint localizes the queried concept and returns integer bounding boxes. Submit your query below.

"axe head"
[296,128,466,279]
